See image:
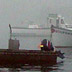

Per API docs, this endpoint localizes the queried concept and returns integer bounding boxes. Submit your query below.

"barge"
[0,49,60,68]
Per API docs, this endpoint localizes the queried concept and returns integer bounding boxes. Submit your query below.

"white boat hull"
[11,28,51,49]
[51,26,72,48]
[11,26,72,49]
[12,28,51,37]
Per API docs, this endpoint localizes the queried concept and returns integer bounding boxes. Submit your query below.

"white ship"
[9,14,72,49]
[9,24,51,50]
[11,25,51,37]
[49,14,72,48]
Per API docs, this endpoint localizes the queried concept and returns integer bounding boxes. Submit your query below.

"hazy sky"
[0,0,72,48]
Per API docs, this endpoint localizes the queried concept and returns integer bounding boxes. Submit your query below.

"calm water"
[0,37,72,72]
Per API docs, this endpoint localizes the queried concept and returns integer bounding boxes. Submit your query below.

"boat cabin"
[48,14,66,28]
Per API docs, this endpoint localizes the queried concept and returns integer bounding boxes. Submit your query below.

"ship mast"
[9,24,12,39]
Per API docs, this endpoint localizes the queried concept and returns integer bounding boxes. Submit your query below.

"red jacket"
[48,41,51,49]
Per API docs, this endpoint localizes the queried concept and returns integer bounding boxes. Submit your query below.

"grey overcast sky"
[0,0,72,48]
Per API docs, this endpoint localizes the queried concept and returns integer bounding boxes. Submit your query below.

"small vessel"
[0,49,57,67]
[48,14,72,48]
[0,49,64,68]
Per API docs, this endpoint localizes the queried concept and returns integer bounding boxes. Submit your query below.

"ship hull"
[51,26,72,48]
[12,28,51,37]
[0,49,57,68]
[12,28,51,49]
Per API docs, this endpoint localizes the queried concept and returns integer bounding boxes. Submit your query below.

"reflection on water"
[0,61,63,72]
[0,66,59,72]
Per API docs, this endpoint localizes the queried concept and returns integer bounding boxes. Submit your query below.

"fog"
[0,0,72,48]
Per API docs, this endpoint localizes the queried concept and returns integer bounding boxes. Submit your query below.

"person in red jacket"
[40,39,49,51]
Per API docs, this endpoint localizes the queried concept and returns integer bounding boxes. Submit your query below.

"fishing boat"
[49,14,72,48]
